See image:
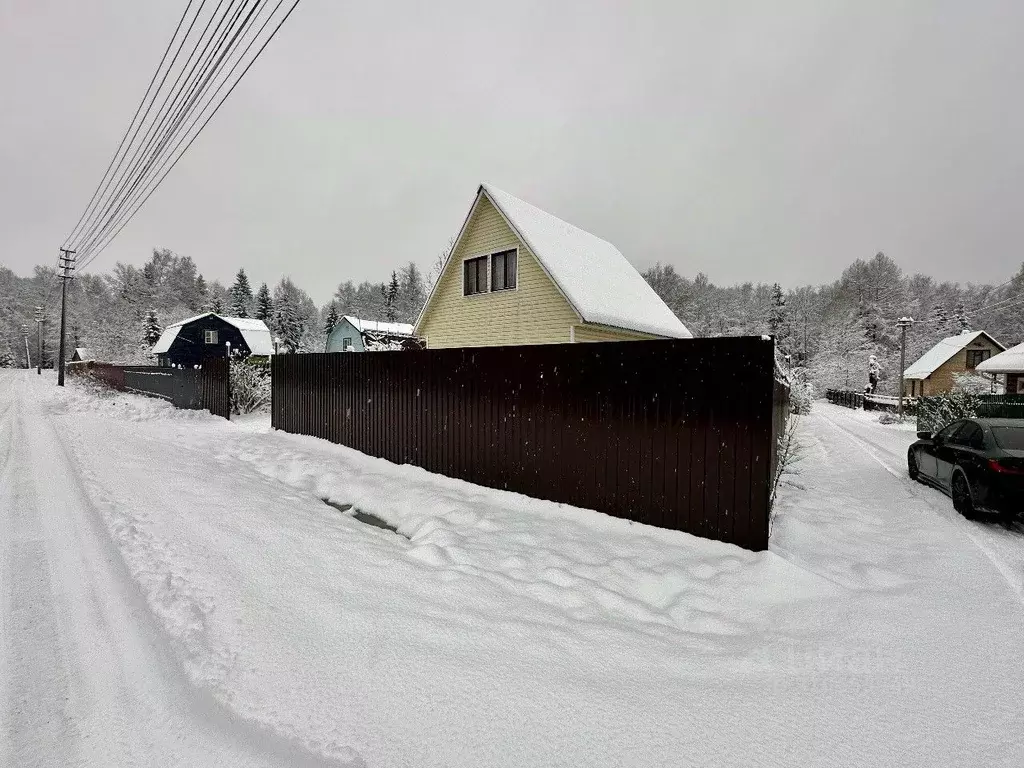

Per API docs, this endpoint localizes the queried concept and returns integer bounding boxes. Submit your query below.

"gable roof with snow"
[976,341,1024,374]
[343,316,415,337]
[416,184,691,339]
[151,313,275,356]
[903,330,1004,380]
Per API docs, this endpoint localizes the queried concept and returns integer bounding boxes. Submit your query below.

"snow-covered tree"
[195,274,208,309]
[954,301,969,334]
[767,283,791,353]
[142,309,162,347]
[380,271,400,323]
[397,262,426,323]
[254,282,273,322]
[272,277,316,351]
[0,344,14,368]
[207,294,224,313]
[323,303,339,337]
[229,268,253,317]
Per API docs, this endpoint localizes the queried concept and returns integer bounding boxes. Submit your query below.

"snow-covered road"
[0,371,344,767]
[2,372,1023,766]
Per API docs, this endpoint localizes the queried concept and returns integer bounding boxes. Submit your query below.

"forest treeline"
[2,248,1022,396]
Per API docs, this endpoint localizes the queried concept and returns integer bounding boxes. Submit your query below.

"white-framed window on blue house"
[204,329,218,344]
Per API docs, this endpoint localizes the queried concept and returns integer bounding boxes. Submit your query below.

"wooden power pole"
[22,325,30,369]
[35,305,44,375]
[897,316,914,420]
[56,248,77,387]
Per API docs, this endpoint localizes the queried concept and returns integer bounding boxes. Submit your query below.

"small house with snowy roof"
[325,316,421,352]
[414,184,691,349]
[977,341,1024,394]
[902,330,1004,397]
[152,312,274,368]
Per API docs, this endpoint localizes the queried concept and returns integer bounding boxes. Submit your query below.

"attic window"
[204,329,219,344]
[966,349,991,369]
[464,255,488,295]
[491,249,517,291]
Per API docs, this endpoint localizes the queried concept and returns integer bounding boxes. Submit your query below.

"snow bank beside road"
[37,380,1024,766]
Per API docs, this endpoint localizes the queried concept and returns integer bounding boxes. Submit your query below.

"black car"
[908,418,1024,519]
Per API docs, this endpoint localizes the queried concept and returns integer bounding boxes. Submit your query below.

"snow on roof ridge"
[903,330,1002,379]
[479,184,692,339]
[342,315,415,336]
[977,340,1024,374]
[163,312,269,332]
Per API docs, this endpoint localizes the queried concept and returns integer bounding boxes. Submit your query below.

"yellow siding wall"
[417,196,580,348]
[902,336,1003,396]
[573,324,658,343]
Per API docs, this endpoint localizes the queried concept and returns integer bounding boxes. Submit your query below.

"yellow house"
[902,330,1005,397]
[414,184,691,348]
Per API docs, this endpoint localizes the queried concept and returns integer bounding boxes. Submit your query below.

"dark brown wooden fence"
[69,359,231,419]
[273,338,785,550]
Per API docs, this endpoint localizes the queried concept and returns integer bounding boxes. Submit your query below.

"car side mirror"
[917,431,932,440]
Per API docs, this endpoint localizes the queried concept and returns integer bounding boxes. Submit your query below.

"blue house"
[325,316,418,352]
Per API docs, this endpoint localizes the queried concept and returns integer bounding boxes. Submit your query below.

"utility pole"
[897,316,914,420]
[22,325,31,369]
[56,248,77,387]
[35,306,44,375]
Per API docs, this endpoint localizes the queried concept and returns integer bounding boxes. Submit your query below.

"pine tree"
[324,303,340,337]
[229,268,253,317]
[954,301,969,334]
[381,271,399,323]
[929,303,951,337]
[142,309,163,347]
[768,283,787,333]
[195,274,208,308]
[254,282,273,322]
[208,294,224,313]
[0,344,14,368]
[272,277,306,351]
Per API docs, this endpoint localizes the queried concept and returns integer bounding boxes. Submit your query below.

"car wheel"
[951,470,975,519]
[908,450,920,481]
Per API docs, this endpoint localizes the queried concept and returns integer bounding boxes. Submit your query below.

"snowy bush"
[953,371,997,395]
[230,359,271,415]
[918,390,980,431]
[877,412,900,425]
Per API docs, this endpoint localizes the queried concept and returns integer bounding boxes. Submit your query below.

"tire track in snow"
[0,372,80,767]
[819,409,1024,611]
[2,371,361,767]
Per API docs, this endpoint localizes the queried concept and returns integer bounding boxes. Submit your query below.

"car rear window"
[991,427,1024,450]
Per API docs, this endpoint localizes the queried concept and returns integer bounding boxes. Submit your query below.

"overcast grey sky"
[2,0,1023,303]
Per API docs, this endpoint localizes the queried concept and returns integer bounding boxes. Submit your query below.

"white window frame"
[204,329,219,344]
[461,247,519,297]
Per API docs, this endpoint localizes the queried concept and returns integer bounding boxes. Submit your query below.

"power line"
[78,0,302,272]
[72,0,241,256]
[63,0,203,249]
[75,0,268,261]
[63,0,303,273]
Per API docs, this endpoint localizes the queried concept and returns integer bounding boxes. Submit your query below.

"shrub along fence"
[273,337,785,551]
[68,359,231,419]
[917,393,1024,432]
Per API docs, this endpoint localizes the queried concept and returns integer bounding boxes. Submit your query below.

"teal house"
[325,316,418,353]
